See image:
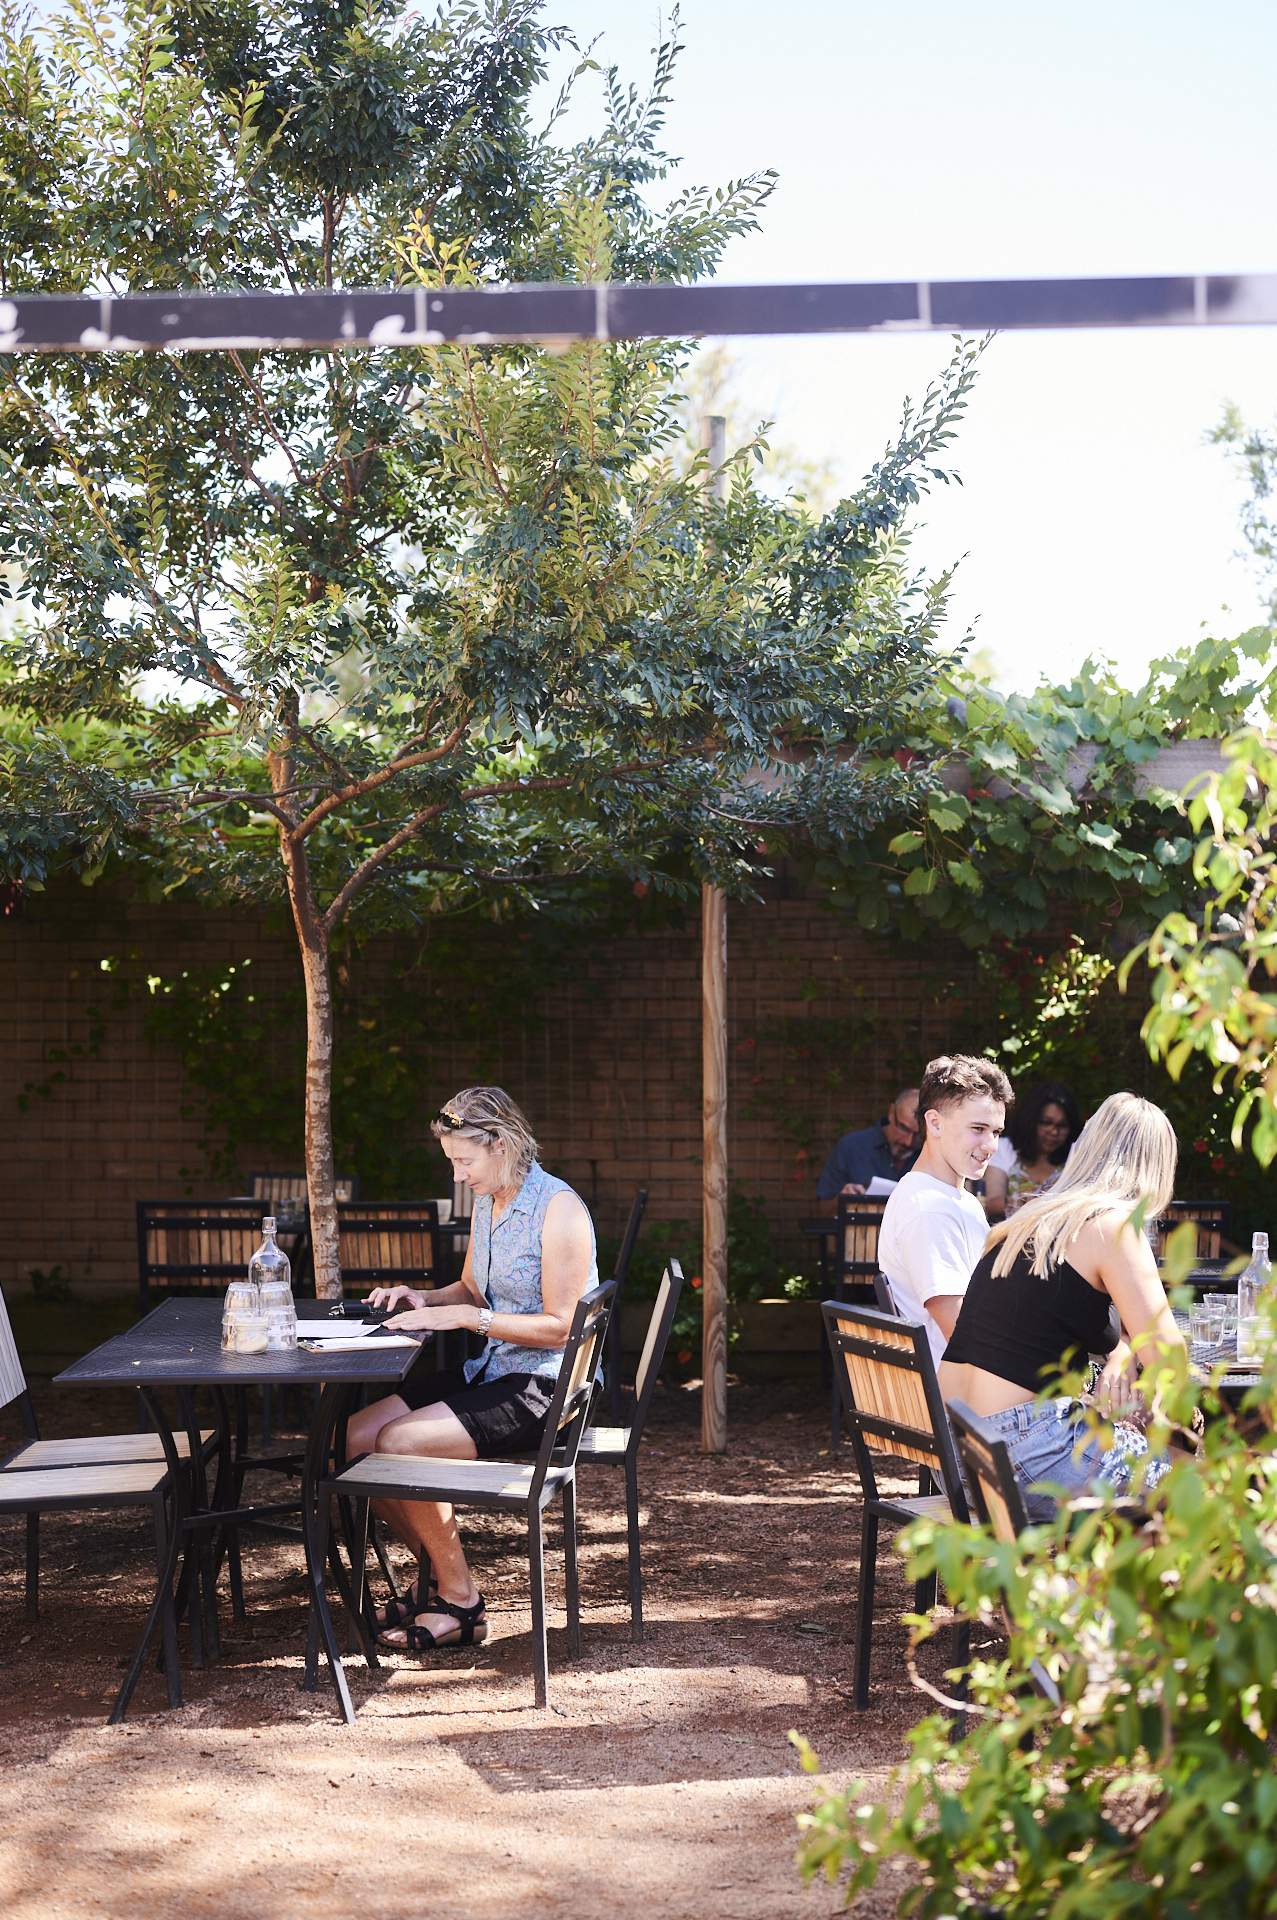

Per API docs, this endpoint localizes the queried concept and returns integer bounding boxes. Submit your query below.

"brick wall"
[1,882,1006,1295]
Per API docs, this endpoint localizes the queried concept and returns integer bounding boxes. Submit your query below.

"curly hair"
[1007,1080,1082,1166]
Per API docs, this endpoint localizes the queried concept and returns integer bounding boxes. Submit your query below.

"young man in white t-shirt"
[878,1053,1012,1364]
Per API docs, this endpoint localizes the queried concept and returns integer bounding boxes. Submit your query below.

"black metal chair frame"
[823,1299,971,1709]
[603,1187,648,1420]
[312,1279,617,1712]
[0,1283,185,1722]
[570,1259,684,1642]
[333,1199,442,1289]
[872,1271,897,1315]
[947,1398,1060,1705]
[830,1194,890,1444]
[1155,1198,1230,1260]
[135,1199,267,1309]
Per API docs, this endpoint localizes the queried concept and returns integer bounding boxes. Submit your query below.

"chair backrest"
[612,1188,648,1292]
[248,1171,359,1205]
[335,1201,441,1290]
[0,1281,35,1434]
[822,1299,968,1519]
[836,1196,889,1300]
[530,1280,617,1492]
[1151,1199,1228,1261]
[947,1397,1060,1706]
[946,1399,1031,1546]
[872,1271,898,1315]
[621,1260,686,1453]
[136,1201,265,1307]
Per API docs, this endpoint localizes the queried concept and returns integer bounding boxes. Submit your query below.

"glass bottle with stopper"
[1236,1231,1272,1365]
[252,1216,297,1351]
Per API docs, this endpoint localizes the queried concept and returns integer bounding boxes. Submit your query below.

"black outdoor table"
[55,1296,427,1723]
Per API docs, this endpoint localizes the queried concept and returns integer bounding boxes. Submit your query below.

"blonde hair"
[430,1086,539,1188]
[988,1091,1177,1280]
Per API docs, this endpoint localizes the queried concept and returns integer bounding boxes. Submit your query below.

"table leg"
[111,1387,187,1724]
[178,1386,220,1662]
[209,1389,246,1621]
[301,1382,358,1724]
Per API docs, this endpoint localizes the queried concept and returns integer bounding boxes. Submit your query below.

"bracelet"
[476,1306,493,1338]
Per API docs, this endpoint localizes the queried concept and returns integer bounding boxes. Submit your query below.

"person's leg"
[344,1393,431,1620]
[374,1402,485,1647]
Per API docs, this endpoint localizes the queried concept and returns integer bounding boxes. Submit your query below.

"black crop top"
[944,1242,1118,1391]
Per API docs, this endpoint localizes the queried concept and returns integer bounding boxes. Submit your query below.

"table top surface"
[55,1296,426,1389]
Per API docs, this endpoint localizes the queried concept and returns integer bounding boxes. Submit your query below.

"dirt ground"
[0,1375,960,1920]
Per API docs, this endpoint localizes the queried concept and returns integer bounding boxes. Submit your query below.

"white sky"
[546,0,1277,691]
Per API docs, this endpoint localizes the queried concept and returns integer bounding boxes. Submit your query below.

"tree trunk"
[299,926,340,1298]
[273,754,342,1300]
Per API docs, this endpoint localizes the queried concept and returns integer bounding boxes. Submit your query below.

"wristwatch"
[476,1307,493,1338]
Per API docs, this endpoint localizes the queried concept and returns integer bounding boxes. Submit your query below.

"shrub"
[794,1289,1277,1916]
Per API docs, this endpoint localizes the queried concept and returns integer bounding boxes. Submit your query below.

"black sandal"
[400,1592,488,1653]
[373,1576,436,1642]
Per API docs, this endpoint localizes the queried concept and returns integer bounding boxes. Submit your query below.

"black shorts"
[396,1361,555,1458]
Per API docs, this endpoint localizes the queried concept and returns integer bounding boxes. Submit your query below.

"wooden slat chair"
[317,1280,616,1712]
[823,1300,971,1709]
[334,1200,441,1292]
[1150,1200,1229,1261]
[0,1281,184,1721]
[136,1200,266,1309]
[603,1187,649,1420]
[946,1398,1059,1705]
[572,1258,684,1642]
[830,1195,890,1442]
[247,1172,359,1206]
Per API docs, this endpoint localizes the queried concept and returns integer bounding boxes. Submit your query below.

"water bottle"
[1236,1231,1272,1364]
[251,1216,296,1351]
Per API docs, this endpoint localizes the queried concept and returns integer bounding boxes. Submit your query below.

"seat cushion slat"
[576,1426,630,1457]
[5,1431,213,1469]
[332,1453,569,1502]
[0,1461,170,1502]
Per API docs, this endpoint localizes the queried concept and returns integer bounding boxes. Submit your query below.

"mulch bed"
[0,1374,966,1919]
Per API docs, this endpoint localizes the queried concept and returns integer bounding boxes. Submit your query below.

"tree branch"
[325,801,448,933]
[292,718,471,842]
[1,373,245,708]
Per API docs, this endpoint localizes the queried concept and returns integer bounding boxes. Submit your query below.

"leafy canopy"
[0,0,977,930]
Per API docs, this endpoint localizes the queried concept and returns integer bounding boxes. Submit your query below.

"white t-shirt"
[878,1168,989,1364]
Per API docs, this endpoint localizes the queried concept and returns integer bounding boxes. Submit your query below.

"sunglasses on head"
[437,1106,496,1140]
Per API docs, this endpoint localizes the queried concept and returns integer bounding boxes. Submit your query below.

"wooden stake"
[701,414,729,1454]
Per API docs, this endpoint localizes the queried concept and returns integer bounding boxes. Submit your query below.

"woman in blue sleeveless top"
[347,1086,597,1656]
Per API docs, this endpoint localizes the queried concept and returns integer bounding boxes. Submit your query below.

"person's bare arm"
[1091,1215,1183,1364]
[387,1192,593,1347]
[926,1294,963,1342]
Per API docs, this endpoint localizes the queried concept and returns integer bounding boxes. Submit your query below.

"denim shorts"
[981,1397,1170,1523]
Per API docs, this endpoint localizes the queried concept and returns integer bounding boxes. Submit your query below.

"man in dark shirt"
[816,1086,920,1211]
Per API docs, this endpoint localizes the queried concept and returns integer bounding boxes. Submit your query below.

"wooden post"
[701,414,729,1454]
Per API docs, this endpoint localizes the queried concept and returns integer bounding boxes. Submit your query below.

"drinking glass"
[1188,1303,1214,1360]
[221,1279,261,1351]
[1204,1292,1237,1344]
[231,1314,271,1355]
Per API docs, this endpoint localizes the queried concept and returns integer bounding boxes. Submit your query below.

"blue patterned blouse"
[463,1161,598,1384]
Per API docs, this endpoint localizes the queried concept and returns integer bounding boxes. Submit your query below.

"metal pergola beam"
[3,272,1277,352]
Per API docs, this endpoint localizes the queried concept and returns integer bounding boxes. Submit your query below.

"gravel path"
[0,1381,953,1918]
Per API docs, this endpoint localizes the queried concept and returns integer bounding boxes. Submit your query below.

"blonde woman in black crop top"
[940,1092,1185,1519]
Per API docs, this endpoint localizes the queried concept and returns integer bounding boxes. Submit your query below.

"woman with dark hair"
[983,1080,1082,1220]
